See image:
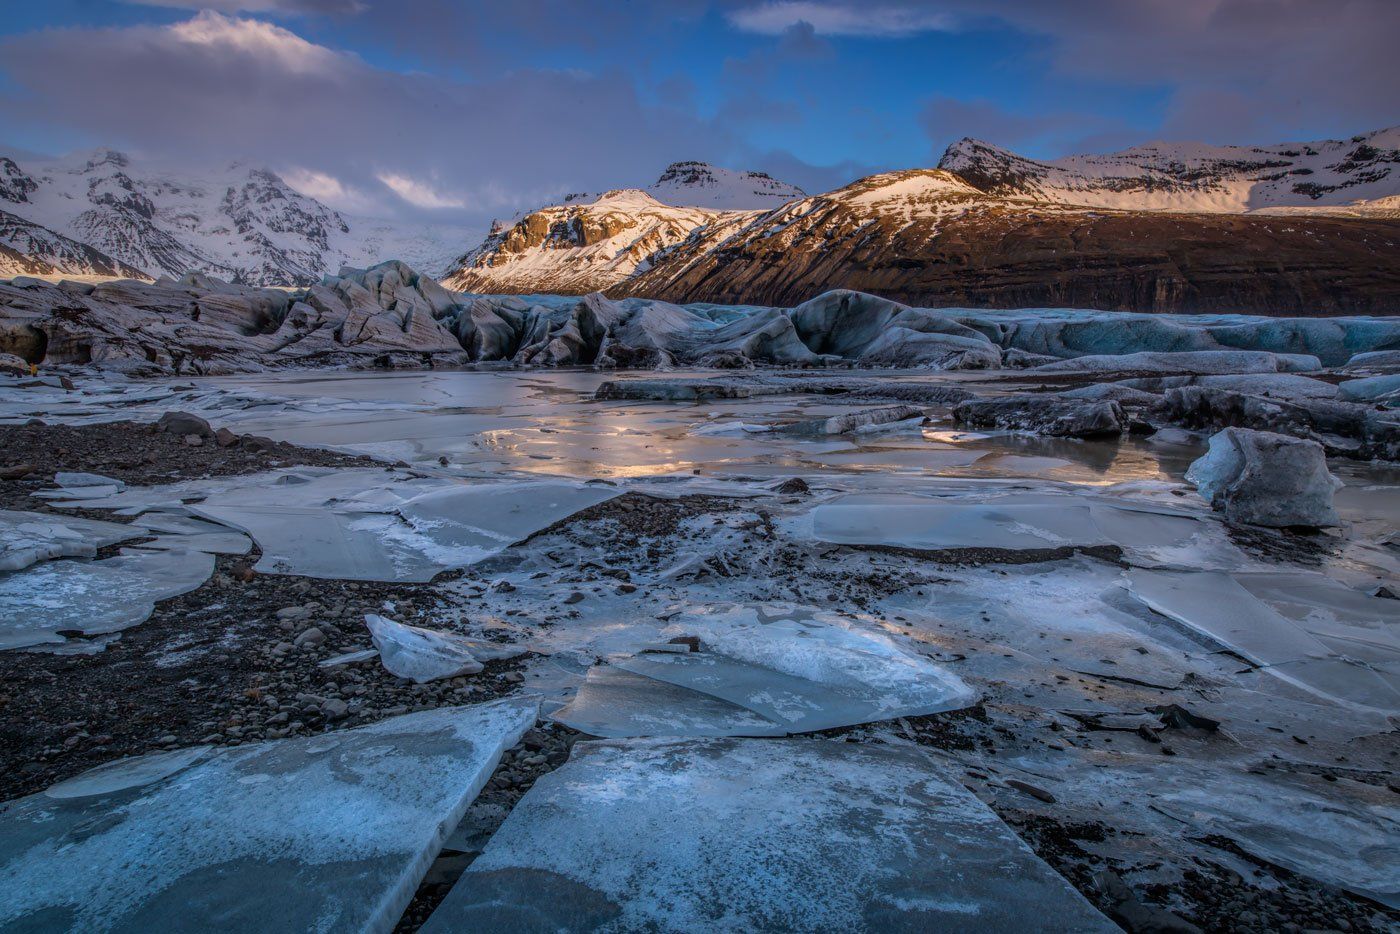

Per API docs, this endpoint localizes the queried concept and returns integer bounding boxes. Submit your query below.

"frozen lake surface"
[1,364,1397,929]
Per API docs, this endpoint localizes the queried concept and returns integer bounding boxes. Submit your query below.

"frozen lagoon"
[1,363,1398,931]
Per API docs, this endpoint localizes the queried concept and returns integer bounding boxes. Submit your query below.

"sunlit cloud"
[377,172,467,210]
[280,167,375,211]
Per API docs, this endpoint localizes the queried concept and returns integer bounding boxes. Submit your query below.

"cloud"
[0,10,859,234]
[280,167,376,211]
[728,1,956,37]
[376,172,465,210]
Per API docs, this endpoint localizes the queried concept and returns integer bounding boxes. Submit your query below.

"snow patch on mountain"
[938,126,1400,214]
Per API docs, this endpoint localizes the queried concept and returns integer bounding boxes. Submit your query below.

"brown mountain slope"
[614,170,1400,316]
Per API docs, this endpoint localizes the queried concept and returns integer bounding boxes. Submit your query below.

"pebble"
[293,626,326,647]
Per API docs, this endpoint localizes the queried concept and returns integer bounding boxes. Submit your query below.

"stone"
[953,396,1124,438]
[214,427,240,447]
[293,626,325,648]
[156,411,213,438]
[1186,428,1342,527]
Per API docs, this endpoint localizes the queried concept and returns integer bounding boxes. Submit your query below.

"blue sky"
[0,0,1393,231]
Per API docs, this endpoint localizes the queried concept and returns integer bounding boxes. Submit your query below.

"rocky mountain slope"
[440,162,804,295]
[0,149,469,286]
[937,126,1400,215]
[619,168,1400,314]
[447,129,1400,314]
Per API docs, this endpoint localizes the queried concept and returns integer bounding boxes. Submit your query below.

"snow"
[940,125,1400,214]
[0,699,538,932]
[422,737,1114,932]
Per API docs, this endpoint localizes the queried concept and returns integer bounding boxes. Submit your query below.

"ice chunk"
[0,509,143,572]
[366,613,485,683]
[54,471,125,490]
[551,664,789,738]
[422,737,1113,932]
[0,547,214,650]
[1186,427,1341,527]
[0,699,538,933]
[579,607,974,739]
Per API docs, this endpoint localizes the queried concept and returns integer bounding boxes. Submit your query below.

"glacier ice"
[366,613,485,683]
[421,737,1114,932]
[1186,427,1341,527]
[0,698,538,933]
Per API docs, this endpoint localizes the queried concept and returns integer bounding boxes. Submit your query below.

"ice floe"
[422,736,1114,932]
[0,509,143,572]
[0,547,214,650]
[0,698,538,932]
[554,605,974,736]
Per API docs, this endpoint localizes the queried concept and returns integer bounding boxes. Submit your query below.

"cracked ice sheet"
[559,604,975,736]
[40,467,620,583]
[1127,568,1400,715]
[0,547,214,651]
[879,558,1207,699]
[0,697,539,933]
[0,509,145,572]
[196,481,619,582]
[803,490,1237,565]
[422,737,1114,933]
[987,749,1400,910]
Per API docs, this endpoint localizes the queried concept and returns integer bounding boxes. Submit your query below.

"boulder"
[0,352,28,376]
[156,411,212,438]
[1185,428,1342,528]
[953,396,1124,438]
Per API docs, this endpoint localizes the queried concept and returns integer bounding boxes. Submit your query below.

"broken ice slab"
[192,477,619,582]
[422,737,1114,933]
[53,471,125,490]
[367,613,485,683]
[0,547,214,651]
[807,491,1218,564]
[1127,568,1400,714]
[0,509,144,572]
[570,606,975,735]
[551,664,789,738]
[811,494,1107,551]
[0,698,539,933]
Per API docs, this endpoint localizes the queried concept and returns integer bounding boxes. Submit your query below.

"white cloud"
[280,167,375,211]
[167,10,346,75]
[376,172,466,209]
[728,2,955,37]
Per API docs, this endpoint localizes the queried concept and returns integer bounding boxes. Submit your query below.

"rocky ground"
[1,415,1396,933]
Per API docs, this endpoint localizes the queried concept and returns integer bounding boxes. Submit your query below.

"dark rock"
[953,396,1124,438]
[156,411,213,438]
[773,477,810,495]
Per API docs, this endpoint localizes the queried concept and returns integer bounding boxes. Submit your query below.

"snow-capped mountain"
[0,149,471,285]
[647,162,805,210]
[621,166,1400,315]
[441,162,806,294]
[938,126,1400,214]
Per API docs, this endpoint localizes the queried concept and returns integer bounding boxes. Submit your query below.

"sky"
[0,0,1395,233]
